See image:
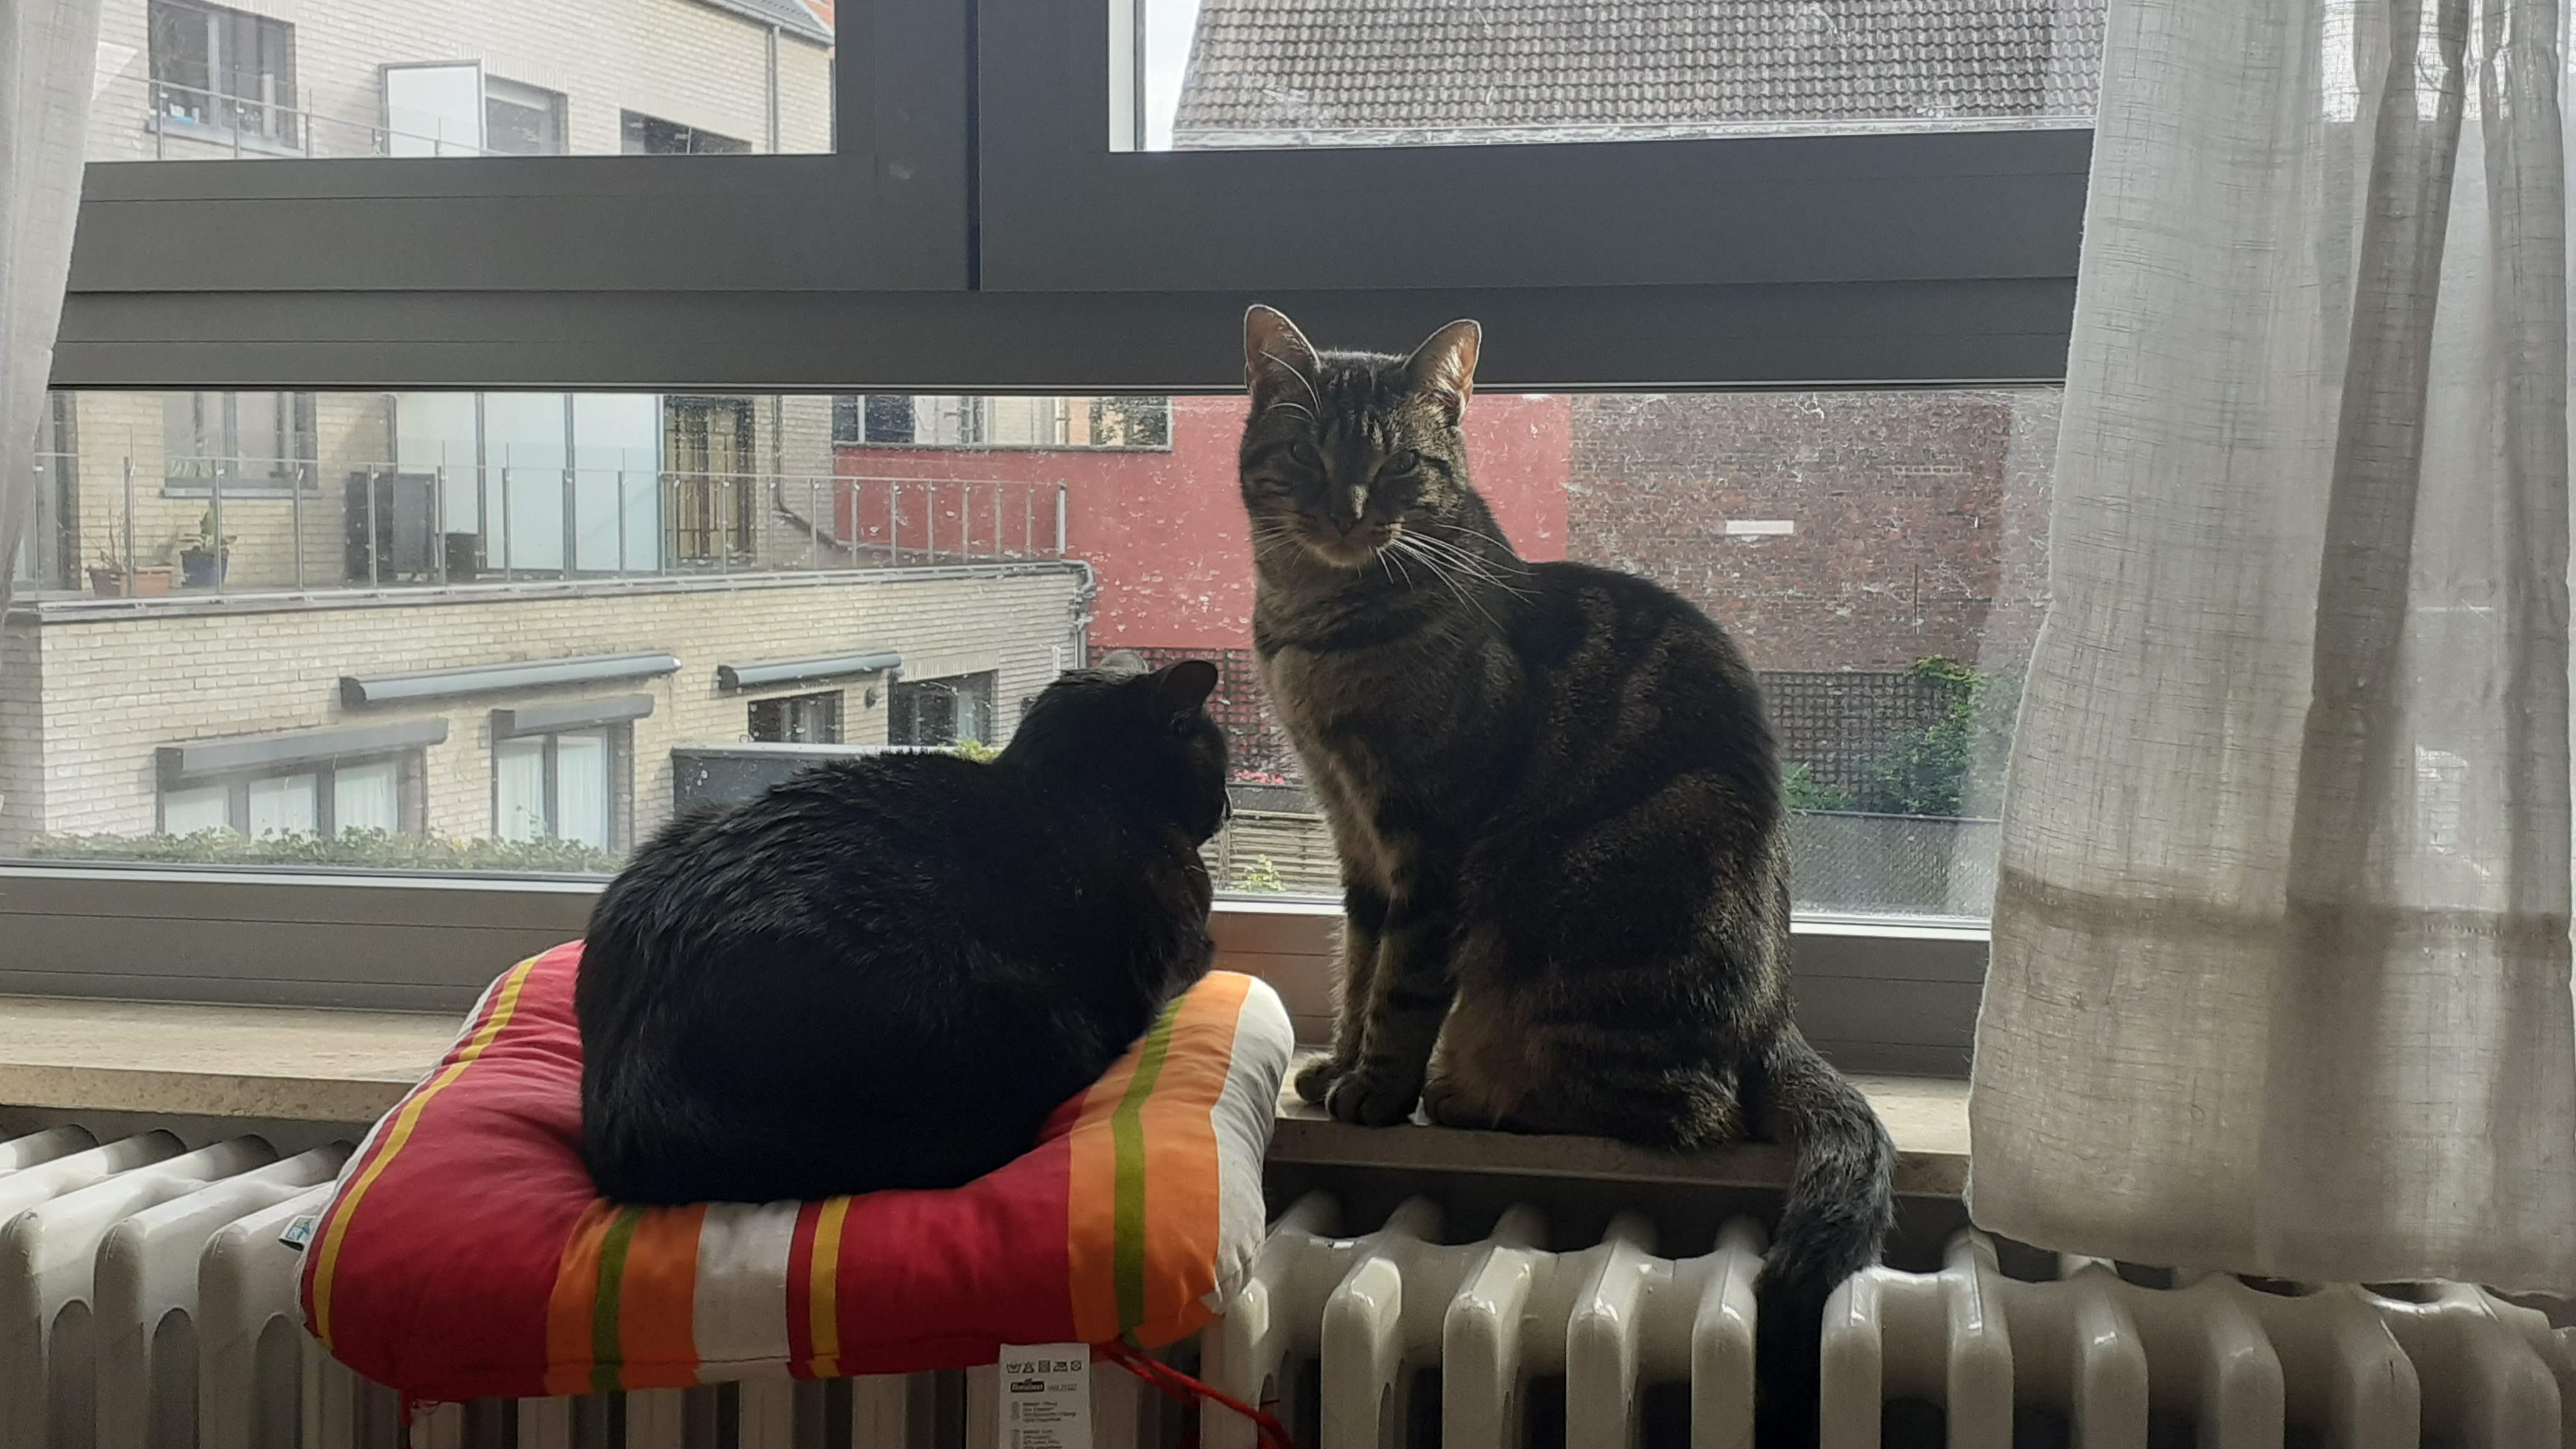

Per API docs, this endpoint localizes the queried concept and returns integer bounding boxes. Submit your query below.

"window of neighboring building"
[665,396,759,565]
[148,0,298,147]
[494,726,627,852]
[620,111,752,155]
[162,391,317,491]
[832,396,1171,450]
[748,691,844,744]
[483,77,568,156]
[159,756,414,839]
[889,673,998,748]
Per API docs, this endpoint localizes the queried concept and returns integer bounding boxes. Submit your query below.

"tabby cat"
[575,656,1228,1205]
[1239,305,1893,1442]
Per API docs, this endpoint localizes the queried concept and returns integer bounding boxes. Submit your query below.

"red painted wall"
[833,394,1571,653]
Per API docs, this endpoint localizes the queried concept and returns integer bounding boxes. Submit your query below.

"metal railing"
[18,451,1070,601]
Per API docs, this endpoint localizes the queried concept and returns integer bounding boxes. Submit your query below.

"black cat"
[575,657,1229,1205]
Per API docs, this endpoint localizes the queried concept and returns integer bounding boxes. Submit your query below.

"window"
[890,673,1000,749]
[147,0,298,149]
[159,756,416,839]
[1129,0,2103,152]
[482,78,568,156]
[20,0,2087,1025]
[621,110,753,155]
[749,692,843,744]
[494,727,628,852]
[162,391,316,492]
[834,396,1173,450]
[665,397,760,566]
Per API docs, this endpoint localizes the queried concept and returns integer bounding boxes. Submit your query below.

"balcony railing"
[16,452,1070,603]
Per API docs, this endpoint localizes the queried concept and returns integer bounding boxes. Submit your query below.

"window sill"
[0,993,1968,1196]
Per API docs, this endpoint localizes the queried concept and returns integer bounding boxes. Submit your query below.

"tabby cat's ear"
[1244,305,1322,418]
[1403,319,1481,424]
[1152,659,1220,713]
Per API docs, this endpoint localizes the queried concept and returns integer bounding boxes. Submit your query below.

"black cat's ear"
[1151,658,1220,713]
[1097,649,1148,675]
[1403,319,1481,424]
[1245,305,1322,419]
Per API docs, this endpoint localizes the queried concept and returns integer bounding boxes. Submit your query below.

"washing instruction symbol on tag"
[997,1342,1091,1449]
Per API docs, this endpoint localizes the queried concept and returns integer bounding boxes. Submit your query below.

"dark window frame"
[146,0,301,150]
[489,723,635,853]
[155,750,426,839]
[748,691,846,744]
[890,671,998,748]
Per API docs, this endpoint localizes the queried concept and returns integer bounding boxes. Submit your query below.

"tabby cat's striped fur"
[1239,306,1893,1445]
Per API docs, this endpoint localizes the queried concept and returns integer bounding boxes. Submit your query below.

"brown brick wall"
[1566,389,2059,676]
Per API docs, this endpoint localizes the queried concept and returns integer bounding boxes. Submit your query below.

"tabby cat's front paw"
[1322,1062,1424,1128]
[1292,1052,1347,1106]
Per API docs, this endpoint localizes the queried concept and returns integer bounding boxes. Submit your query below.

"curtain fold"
[1969,0,2576,1289]
[1,0,104,612]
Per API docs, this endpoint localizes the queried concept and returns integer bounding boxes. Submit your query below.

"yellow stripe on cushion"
[1141,973,1251,1334]
[310,958,538,1352]
[806,1197,851,1378]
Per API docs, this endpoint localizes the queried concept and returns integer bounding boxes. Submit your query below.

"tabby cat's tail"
[1751,1028,1896,1448]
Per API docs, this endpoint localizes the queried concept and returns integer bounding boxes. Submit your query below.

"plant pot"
[87,565,175,599]
[180,548,228,587]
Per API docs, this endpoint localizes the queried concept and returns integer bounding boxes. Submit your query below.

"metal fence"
[1763,670,1964,800]
[23,450,1066,602]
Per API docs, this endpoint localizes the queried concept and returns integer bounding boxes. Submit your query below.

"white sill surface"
[0,995,1969,1196]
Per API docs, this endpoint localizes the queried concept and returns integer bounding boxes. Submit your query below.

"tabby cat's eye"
[1288,441,1322,467]
[1386,449,1422,474]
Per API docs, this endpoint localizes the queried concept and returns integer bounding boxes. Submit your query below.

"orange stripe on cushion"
[806,1197,851,1378]
[1141,973,1251,1334]
[544,1203,621,1398]
[1066,1028,1151,1344]
[309,958,539,1352]
[613,1204,710,1391]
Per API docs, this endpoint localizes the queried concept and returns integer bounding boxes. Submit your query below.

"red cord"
[1096,1339,1297,1449]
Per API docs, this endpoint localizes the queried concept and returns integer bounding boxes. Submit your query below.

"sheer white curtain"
[1971,0,2576,1289]
[0,0,103,611]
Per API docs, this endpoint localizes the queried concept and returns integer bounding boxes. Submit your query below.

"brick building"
[0,0,1093,861]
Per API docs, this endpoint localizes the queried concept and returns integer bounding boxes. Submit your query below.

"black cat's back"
[576,661,1227,1205]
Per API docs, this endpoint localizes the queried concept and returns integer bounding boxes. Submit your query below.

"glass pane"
[1130,0,2102,151]
[94,0,831,162]
[9,385,2051,920]
[333,759,401,835]
[555,730,612,851]
[494,737,549,842]
[245,773,320,837]
[160,783,232,836]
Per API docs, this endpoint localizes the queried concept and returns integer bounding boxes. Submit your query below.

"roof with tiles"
[1171,0,2105,147]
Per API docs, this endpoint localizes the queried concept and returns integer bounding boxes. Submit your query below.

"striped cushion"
[299,942,1290,1402]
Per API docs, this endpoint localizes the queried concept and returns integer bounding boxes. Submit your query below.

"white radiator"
[6,1127,2574,1448]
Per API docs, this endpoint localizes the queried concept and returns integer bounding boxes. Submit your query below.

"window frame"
[490,723,635,854]
[17,0,2068,1026]
[154,750,424,839]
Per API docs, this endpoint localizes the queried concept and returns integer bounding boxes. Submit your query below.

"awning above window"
[714,650,902,691]
[157,719,449,786]
[340,652,680,708]
[490,695,657,739]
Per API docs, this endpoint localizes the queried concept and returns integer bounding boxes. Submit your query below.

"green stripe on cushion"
[590,1207,646,1395]
[1111,1000,1182,1335]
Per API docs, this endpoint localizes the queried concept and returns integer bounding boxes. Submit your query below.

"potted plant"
[84,522,175,598]
[177,506,236,587]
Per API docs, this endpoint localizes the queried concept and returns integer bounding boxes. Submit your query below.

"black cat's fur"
[575,658,1229,1206]
[1239,306,1895,1446]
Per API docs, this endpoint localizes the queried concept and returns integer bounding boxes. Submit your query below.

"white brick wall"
[2,567,1085,854]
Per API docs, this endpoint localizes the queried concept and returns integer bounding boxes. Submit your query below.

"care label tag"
[278,1214,320,1251]
[997,1343,1091,1449]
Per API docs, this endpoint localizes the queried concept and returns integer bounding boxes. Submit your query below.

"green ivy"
[1230,854,1288,894]
[1782,763,1856,812]
[952,738,999,763]
[26,828,623,874]
[1853,656,2022,819]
